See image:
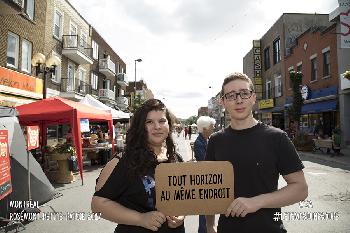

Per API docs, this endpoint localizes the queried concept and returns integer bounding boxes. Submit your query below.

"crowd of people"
[91,72,310,233]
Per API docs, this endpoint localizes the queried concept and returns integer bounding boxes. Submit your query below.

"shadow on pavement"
[299,152,350,171]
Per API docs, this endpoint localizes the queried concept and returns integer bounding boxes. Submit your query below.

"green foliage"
[185,116,198,125]
[292,131,314,151]
[289,71,303,125]
[130,93,145,113]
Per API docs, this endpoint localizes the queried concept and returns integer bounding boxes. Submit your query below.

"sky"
[69,0,338,119]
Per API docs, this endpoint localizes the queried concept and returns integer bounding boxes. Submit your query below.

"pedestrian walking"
[194,116,216,233]
[188,125,192,140]
[92,99,185,233]
[205,72,308,233]
[184,127,188,139]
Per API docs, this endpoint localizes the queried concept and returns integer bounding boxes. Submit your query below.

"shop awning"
[301,100,337,114]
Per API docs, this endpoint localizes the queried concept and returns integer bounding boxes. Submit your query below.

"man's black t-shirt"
[94,155,185,233]
[206,122,304,233]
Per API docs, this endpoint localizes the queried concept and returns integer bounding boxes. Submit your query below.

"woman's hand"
[139,211,166,231]
[166,215,185,228]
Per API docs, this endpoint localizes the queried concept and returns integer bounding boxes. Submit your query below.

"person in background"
[331,126,342,157]
[92,99,185,233]
[194,116,216,233]
[188,125,192,140]
[184,126,188,139]
[205,72,308,233]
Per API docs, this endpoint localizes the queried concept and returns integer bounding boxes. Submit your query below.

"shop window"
[311,57,317,81]
[264,47,270,70]
[323,51,331,77]
[21,39,32,73]
[273,38,281,64]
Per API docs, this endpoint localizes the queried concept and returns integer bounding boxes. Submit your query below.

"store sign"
[80,119,90,132]
[259,99,274,109]
[253,40,263,100]
[27,126,39,150]
[155,161,234,216]
[338,0,350,48]
[301,85,310,100]
[0,130,12,200]
[0,66,42,94]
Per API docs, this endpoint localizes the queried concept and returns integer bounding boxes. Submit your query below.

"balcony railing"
[61,78,91,95]
[62,35,93,64]
[98,89,115,101]
[117,73,128,87]
[99,58,116,77]
[116,96,129,110]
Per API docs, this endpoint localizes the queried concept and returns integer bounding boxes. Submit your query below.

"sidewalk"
[299,147,350,170]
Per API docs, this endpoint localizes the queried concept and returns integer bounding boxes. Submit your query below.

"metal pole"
[134,60,136,108]
[43,71,47,99]
[27,150,31,200]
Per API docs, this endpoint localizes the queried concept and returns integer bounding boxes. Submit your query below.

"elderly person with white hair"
[194,116,216,233]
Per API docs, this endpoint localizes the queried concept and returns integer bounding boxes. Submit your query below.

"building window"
[7,32,19,68]
[25,0,35,20]
[21,39,32,73]
[53,10,63,39]
[264,47,270,70]
[311,57,317,81]
[275,76,282,97]
[92,40,99,60]
[12,0,24,7]
[273,38,281,64]
[80,31,87,48]
[91,72,98,90]
[79,68,86,93]
[266,80,272,99]
[323,51,331,77]
[103,79,111,90]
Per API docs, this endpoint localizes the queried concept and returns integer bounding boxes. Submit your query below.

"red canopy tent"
[16,96,114,185]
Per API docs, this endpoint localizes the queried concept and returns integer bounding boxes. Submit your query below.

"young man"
[205,72,308,233]
[194,116,216,233]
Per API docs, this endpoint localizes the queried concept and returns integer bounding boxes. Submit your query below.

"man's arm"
[205,215,216,233]
[225,170,308,217]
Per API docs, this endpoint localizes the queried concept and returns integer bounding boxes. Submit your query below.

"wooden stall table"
[49,153,75,183]
[83,144,112,165]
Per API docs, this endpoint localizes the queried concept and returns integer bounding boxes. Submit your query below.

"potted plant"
[50,144,76,161]
[292,132,314,151]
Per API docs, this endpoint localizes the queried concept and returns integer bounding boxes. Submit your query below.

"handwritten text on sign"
[155,161,234,216]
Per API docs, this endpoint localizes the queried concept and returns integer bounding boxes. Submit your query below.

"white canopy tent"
[80,95,130,119]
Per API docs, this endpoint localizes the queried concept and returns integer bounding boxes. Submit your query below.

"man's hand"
[139,211,166,231]
[207,226,217,233]
[225,197,261,217]
[166,215,185,228]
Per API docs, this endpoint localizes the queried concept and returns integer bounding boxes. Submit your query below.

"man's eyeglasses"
[222,90,253,101]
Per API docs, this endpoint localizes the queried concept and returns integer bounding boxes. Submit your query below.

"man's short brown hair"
[221,72,255,98]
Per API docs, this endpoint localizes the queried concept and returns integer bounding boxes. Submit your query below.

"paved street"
[4,133,350,233]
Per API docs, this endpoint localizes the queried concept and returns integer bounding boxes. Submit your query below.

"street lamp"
[134,58,142,107]
[31,53,61,99]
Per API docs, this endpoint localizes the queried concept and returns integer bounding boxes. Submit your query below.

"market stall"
[16,97,114,185]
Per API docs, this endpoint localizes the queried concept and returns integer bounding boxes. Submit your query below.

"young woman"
[92,99,185,233]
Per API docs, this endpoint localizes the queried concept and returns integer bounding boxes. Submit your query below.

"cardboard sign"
[27,126,39,150]
[0,130,12,200]
[155,161,234,216]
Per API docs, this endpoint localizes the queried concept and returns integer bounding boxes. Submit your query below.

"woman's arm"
[92,158,166,231]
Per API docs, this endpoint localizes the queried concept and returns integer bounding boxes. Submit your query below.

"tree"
[130,93,145,113]
[288,71,303,130]
[185,116,198,126]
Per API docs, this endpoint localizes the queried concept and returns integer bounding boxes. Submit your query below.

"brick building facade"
[0,0,47,106]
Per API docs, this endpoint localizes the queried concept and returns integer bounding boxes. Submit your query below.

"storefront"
[286,86,339,137]
[0,66,43,107]
[258,99,285,129]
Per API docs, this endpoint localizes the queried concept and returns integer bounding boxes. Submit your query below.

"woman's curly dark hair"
[125,99,177,176]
